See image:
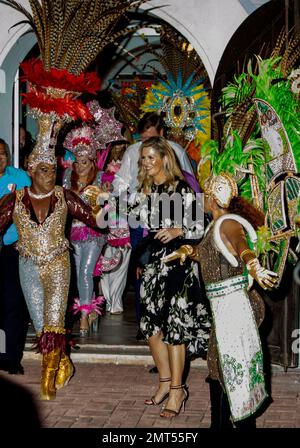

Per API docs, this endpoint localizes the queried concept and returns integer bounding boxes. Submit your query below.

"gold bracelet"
[246,258,259,269]
[240,248,256,263]
[184,245,194,255]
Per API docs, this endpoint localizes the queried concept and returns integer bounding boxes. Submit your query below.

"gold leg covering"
[55,352,74,390]
[40,348,61,401]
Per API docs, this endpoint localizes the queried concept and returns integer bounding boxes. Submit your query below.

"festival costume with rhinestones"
[136,179,210,356]
[0,187,98,399]
[63,169,106,320]
[162,173,276,425]
[98,160,131,314]
[81,100,131,314]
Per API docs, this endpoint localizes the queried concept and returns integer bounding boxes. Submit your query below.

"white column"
[0,68,5,93]
[13,68,19,168]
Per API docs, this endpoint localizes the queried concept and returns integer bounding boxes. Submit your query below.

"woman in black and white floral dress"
[133,136,210,418]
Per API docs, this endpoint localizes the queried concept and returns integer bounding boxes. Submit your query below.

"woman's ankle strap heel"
[145,378,171,406]
[160,384,189,418]
[159,377,171,383]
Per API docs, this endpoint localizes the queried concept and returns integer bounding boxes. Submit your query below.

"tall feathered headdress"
[112,24,211,158]
[0,0,149,169]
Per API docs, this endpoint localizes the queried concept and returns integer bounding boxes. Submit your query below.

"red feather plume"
[21,88,94,122]
[20,59,101,94]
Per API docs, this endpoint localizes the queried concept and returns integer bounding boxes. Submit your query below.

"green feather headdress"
[201,131,266,202]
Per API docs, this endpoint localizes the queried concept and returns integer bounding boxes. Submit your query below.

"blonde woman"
[134,136,210,418]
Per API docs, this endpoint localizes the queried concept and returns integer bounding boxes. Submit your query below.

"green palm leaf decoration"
[222,71,254,116]
[248,55,300,171]
[201,131,266,202]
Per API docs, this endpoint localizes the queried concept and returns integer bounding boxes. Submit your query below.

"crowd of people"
[0,110,280,427]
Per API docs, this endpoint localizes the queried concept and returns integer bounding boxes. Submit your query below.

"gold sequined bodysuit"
[0,185,98,337]
[13,186,69,265]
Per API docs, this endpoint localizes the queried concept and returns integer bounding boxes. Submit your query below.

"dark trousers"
[0,244,29,364]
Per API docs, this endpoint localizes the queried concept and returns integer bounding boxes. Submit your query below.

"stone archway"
[139,0,270,84]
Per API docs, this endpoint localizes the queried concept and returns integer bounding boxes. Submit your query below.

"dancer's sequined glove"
[82,185,102,214]
[246,258,278,290]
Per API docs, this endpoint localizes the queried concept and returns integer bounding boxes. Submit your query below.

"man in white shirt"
[112,112,200,196]
[111,113,200,341]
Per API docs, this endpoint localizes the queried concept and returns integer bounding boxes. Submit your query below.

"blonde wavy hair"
[137,136,184,194]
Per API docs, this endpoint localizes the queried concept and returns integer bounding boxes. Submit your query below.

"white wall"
[142,0,269,84]
[0,1,270,80]
[0,0,269,147]
[0,0,31,67]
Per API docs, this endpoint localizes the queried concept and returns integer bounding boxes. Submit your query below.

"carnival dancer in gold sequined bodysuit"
[0,0,151,402]
[0,149,105,401]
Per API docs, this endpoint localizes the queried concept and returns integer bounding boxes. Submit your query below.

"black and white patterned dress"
[135,179,210,357]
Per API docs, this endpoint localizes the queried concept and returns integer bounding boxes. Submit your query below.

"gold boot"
[55,352,74,390]
[40,348,61,401]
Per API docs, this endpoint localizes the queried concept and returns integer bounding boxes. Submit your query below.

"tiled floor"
[16,285,300,429]
[1,360,300,429]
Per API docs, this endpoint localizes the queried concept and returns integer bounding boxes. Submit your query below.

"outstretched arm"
[219,219,249,259]
[163,218,278,290]
[64,189,107,229]
[0,192,15,235]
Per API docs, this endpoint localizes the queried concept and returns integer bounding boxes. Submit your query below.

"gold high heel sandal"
[159,384,189,418]
[144,377,171,406]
